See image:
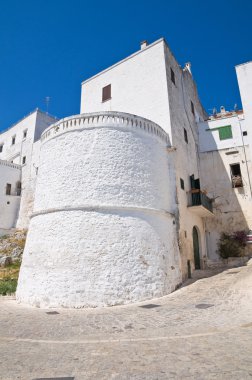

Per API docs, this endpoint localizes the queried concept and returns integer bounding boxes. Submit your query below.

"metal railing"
[188,190,213,213]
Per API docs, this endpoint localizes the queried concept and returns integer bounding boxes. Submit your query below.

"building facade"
[0,109,57,231]
[0,38,251,307]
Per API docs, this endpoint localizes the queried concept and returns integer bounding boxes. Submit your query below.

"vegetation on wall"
[217,231,247,259]
[0,230,26,295]
[0,262,20,295]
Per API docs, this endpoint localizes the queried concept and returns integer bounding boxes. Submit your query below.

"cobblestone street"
[0,265,252,380]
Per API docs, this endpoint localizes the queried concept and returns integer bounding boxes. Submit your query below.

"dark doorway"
[193,226,201,269]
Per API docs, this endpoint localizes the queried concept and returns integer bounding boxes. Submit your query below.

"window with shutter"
[219,125,232,140]
[102,84,111,102]
[6,183,11,195]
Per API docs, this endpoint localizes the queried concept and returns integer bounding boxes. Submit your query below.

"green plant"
[0,278,17,295]
[217,231,246,259]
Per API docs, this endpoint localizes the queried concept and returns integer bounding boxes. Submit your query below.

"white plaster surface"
[0,109,57,229]
[200,146,252,261]
[0,160,21,229]
[81,39,172,139]
[199,114,248,153]
[17,113,181,308]
[236,62,252,159]
[80,38,209,277]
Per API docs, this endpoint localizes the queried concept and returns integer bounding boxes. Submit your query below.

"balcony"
[187,189,214,217]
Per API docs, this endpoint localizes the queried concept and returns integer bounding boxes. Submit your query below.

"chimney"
[220,106,226,114]
[185,62,192,75]
[140,40,148,50]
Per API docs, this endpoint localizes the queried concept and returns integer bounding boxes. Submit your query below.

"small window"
[171,68,175,85]
[184,128,188,143]
[102,84,111,102]
[230,163,243,188]
[180,178,185,190]
[23,130,27,139]
[12,136,16,145]
[243,131,247,136]
[16,181,21,196]
[0,144,3,153]
[191,101,195,115]
[6,183,11,195]
[219,125,232,140]
[22,156,26,165]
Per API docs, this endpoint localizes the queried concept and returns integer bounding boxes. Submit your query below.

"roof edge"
[81,38,165,85]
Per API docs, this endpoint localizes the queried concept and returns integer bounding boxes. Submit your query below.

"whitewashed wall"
[80,38,209,277]
[236,62,252,157]
[81,39,172,141]
[0,160,21,229]
[200,146,252,261]
[17,112,182,308]
[163,43,208,277]
[0,111,38,165]
[199,115,248,153]
[0,109,57,229]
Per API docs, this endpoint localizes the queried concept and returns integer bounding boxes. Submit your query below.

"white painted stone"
[17,112,182,308]
[236,62,252,160]
[0,160,21,229]
[0,109,57,229]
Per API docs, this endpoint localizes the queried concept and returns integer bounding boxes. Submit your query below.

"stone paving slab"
[0,266,252,379]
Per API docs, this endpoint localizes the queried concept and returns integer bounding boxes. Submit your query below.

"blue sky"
[0,0,251,131]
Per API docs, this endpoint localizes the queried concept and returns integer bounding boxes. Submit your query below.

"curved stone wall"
[16,112,181,308]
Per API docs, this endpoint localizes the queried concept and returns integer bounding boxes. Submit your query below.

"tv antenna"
[44,96,51,114]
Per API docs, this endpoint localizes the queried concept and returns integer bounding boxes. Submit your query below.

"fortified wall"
[17,112,182,308]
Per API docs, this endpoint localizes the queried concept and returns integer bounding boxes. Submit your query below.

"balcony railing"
[188,189,213,214]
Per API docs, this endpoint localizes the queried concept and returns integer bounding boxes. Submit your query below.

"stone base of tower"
[16,209,181,308]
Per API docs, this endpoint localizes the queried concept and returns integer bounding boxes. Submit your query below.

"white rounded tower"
[16,112,181,308]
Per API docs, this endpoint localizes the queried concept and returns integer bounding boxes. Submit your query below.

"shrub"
[0,278,17,296]
[217,231,246,259]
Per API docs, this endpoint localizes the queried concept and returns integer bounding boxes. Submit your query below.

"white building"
[0,38,250,308]
[0,160,21,231]
[198,66,252,263]
[0,109,57,231]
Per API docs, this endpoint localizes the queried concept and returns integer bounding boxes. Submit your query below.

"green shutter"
[218,125,232,140]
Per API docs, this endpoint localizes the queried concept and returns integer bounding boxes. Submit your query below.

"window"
[243,131,248,136]
[12,136,16,145]
[180,178,185,190]
[102,84,111,102]
[23,130,27,139]
[191,101,195,115]
[230,163,243,188]
[6,183,11,195]
[16,181,21,196]
[0,144,3,153]
[22,156,26,165]
[184,128,188,143]
[219,125,232,140]
[171,68,175,85]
